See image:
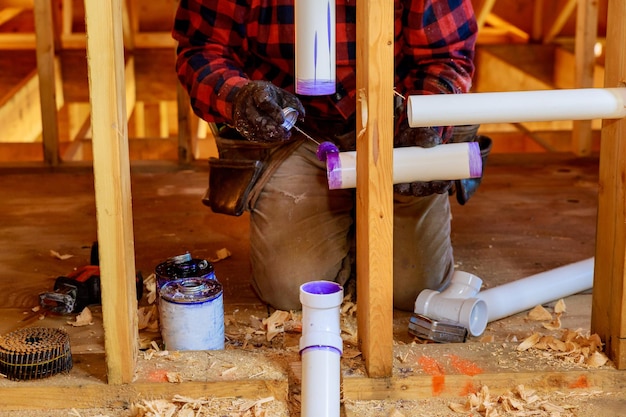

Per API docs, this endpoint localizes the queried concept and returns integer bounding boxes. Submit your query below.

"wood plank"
[572,0,599,156]
[176,82,193,163]
[0,7,23,26]
[475,0,497,29]
[355,0,394,377]
[33,0,60,166]
[84,0,138,384]
[592,0,626,370]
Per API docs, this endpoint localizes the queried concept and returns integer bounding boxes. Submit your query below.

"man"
[173,0,483,311]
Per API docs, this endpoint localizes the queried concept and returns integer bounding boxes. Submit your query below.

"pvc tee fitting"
[414,271,488,337]
[299,280,344,417]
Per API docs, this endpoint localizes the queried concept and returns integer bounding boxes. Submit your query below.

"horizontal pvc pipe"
[324,142,481,190]
[414,271,488,337]
[299,281,343,417]
[407,88,626,127]
[477,257,594,323]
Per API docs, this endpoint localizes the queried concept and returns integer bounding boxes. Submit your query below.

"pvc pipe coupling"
[299,280,344,417]
[414,271,488,337]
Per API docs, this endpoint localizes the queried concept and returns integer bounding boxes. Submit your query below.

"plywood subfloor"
[1,152,621,416]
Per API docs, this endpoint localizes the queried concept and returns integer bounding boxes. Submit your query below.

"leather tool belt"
[202,127,304,216]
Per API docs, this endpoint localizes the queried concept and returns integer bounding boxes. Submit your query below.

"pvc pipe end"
[316,141,339,162]
[460,298,488,337]
[467,141,483,178]
[300,280,344,309]
[325,151,343,189]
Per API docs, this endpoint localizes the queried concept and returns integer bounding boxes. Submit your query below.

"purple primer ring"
[316,141,339,162]
[300,345,342,356]
[301,280,342,296]
[467,142,483,178]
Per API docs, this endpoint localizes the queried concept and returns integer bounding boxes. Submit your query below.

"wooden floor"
[2,151,625,415]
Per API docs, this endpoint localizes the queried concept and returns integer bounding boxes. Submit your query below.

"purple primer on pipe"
[467,141,483,178]
[300,345,342,355]
[301,280,342,296]
[326,152,343,190]
[316,141,339,162]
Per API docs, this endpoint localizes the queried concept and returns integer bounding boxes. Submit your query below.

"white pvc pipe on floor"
[407,88,626,127]
[413,258,594,337]
[299,281,344,417]
[324,142,482,190]
[414,271,488,337]
[477,257,594,322]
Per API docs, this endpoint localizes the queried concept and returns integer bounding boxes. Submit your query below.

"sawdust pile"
[130,395,278,417]
[449,384,604,417]
[516,329,608,368]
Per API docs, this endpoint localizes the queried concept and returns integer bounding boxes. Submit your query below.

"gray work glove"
[393,124,452,197]
[232,80,305,142]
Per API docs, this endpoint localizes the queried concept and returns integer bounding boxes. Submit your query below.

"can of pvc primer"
[155,253,215,292]
[159,277,225,351]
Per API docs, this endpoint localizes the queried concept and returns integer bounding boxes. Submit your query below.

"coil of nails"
[0,327,73,381]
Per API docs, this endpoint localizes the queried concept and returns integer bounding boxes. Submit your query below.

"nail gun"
[38,242,143,314]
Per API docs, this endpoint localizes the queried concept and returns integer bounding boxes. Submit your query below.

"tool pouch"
[204,158,264,216]
[203,128,303,216]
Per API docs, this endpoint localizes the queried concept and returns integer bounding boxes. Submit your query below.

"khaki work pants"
[248,138,454,312]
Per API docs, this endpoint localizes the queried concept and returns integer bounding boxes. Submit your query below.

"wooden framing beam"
[34,0,60,166]
[572,0,599,156]
[84,0,138,384]
[543,0,577,44]
[592,0,626,369]
[475,0,497,30]
[355,0,394,377]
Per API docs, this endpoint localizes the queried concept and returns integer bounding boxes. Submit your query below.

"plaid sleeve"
[395,0,477,137]
[172,0,250,123]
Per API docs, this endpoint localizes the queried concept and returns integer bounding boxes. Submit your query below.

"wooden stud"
[176,82,194,163]
[34,0,60,166]
[84,0,138,384]
[475,0,497,30]
[592,0,626,370]
[355,0,394,377]
[531,0,544,42]
[572,0,599,156]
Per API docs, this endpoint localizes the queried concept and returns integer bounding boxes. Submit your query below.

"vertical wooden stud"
[176,83,194,163]
[34,0,60,166]
[572,0,598,156]
[84,0,138,383]
[592,0,626,369]
[355,0,394,377]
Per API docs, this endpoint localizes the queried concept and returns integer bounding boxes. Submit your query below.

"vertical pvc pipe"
[295,0,336,95]
[299,281,343,417]
[407,88,626,127]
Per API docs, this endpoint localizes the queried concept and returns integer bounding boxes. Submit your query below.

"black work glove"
[232,80,305,142]
[393,123,452,197]
[448,125,492,205]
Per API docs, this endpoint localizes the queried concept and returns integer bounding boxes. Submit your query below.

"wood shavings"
[388,408,407,417]
[262,310,291,341]
[516,329,609,367]
[166,372,183,383]
[67,307,94,326]
[50,249,74,260]
[542,314,562,330]
[144,273,158,304]
[138,305,159,332]
[449,384,576,416]
[209,247,231,263]
[554,298,567,314]
[131,395,276,417]
[527,305,553,321]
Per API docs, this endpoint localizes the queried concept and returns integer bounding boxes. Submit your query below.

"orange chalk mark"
[448,354,483,376]
[460,380,478,396]
[147,369,169,382]
[569,375,589,389]
[418,355,446,396]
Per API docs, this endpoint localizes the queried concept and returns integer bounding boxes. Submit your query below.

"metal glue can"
[158,277,225,351]
[155,253,215,292]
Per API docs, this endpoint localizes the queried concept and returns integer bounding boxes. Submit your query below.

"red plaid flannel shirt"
[173,0,477,135]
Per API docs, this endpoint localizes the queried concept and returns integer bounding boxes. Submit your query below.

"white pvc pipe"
[407,88,626,127]
[477,257,594,322]
[299,281,343,417]
[414,271,488,337]
[413,258,594,337]
[324,142,482,190]
[295,0,336,95]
